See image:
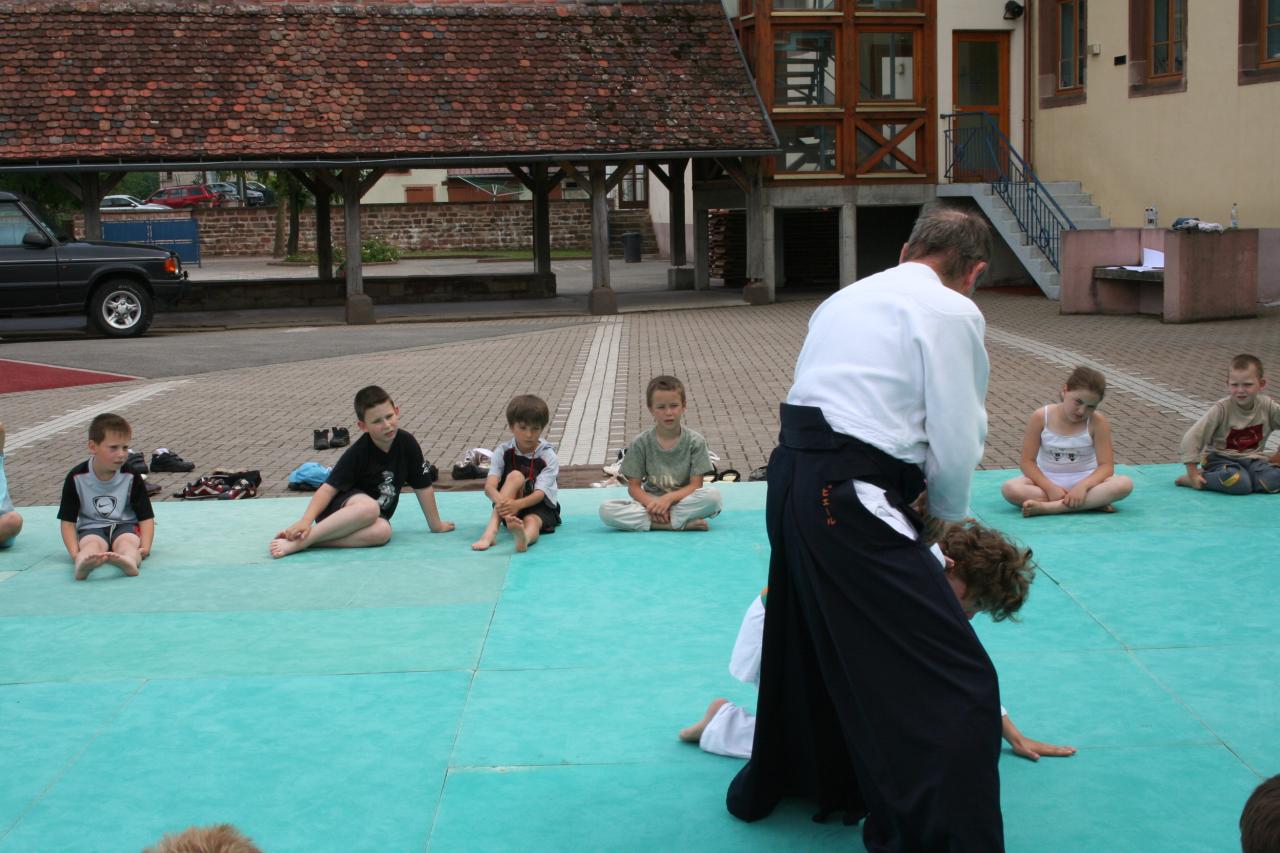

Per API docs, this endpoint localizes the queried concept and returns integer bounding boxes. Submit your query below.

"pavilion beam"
[666,158,691,289]
[741,157,774,305]
[294,169,336,281]
[341,167,374,324]
[586,162,616,315]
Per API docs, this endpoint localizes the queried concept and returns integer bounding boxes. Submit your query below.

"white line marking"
[7,380,191,451]
[0,357,140,380]
[556,318,625,466]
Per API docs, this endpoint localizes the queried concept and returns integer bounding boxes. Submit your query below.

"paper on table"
[1142,248,1165,268]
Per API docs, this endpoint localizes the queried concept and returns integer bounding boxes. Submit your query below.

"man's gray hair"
[903,203,993,281]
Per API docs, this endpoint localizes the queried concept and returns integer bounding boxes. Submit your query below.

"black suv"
[0,190,189,337]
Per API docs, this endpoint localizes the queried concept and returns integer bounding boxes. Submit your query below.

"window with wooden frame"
[1056,0,1086,91]
[773,29,838,106]
[856,29,920,104]
[1237,0,1280,84]
[1265,0,1280,65]
[1149,0,1186,79]
[774,123,839,173]
[855,0,919,9]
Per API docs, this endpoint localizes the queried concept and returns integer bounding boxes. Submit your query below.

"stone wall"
[191,200,593,257]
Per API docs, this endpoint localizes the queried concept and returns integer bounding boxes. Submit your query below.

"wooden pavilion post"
[648,159,692,289]
[336,166,386,325]
[54,172,122,241]
[294,169,337,282]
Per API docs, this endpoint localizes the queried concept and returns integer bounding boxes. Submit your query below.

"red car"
[145,184,223,209]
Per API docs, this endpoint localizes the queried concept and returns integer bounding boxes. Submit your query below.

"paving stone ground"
[2,292,1279,509]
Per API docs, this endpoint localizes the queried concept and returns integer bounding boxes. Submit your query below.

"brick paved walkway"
[3,292,1278,506]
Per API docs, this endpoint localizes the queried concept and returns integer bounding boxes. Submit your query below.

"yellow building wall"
[1033,2,1280,227]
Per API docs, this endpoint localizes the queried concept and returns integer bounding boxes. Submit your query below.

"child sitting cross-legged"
[1001,365,1133,516]
[57,413,155,580]
[1176,353,1280,494]
[471,394,561,553]
[270,385,453,558]
[599,375,723,532]
[680,520,1076,764]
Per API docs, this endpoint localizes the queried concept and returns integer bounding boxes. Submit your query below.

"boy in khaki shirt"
[1176,353,1280,494]
[599,375,722,531]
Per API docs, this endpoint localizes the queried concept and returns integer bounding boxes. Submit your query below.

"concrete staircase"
[937,180,1109,300]
[607,209,659,258]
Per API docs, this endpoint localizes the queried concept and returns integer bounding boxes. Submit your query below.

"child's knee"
[369,518,393,544]
[1112,476,1134,498]
[503,471,526,492]
[348,495,383,522]
[0,511,21,539]
[1252,465,1280,494]
[1205,466,1252,495]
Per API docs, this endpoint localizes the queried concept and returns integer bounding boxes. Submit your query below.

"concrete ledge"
[176,272,557,311]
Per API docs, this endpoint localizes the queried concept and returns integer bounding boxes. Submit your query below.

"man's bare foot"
[679,698,728,743]
[471,535,496,552]
[74,551,111,580]
[268,537,307,559]
[1021,499,1067,517]
[506,516,528,553]
[106,552,140,577]
[680,519,710,531]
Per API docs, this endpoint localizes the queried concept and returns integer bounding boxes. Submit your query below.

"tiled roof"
[0,0,776,167]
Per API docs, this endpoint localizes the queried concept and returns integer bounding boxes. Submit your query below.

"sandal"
[717,469,741,483]
[702,467,718,485]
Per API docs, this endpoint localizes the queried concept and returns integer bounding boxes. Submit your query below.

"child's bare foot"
[505,516,528,553]
[74,551,111,580]
[1021,499,1067,517]
[268,537,307,559]
[1174,474,1203,490]
[679,698,728,743]
[680,519,710,531]
[106,552,140,577]
[471,535,497,552]
[1094,504,1117,513]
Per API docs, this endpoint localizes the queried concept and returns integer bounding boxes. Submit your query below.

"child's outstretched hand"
[1008,734,1077,762]
[279,520,311,542]
[429,520,455,533]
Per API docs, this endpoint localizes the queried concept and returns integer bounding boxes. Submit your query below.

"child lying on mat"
[680,520,1075,763]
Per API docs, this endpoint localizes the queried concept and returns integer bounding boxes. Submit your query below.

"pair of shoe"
[150,448,195,473]
[314,427,351,450]
[702,467,741,484]
[451,447,493,480]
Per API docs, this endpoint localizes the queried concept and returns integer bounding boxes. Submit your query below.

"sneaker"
[220,478,259,500]
[123,450,149,476]
[329,427,351,448]
[150,448,195,473]
[313,429,330,450]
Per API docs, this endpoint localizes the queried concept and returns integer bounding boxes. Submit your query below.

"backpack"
[287,462,332,491]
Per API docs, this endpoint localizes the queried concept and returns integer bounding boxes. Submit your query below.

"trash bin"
[621,231,642,263]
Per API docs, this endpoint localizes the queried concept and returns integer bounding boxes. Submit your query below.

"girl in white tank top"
[1001,366,1134,516]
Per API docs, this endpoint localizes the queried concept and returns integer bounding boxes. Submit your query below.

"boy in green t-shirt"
[599,375,723,531]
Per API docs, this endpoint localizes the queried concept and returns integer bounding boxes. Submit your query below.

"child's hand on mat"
[1007,734,1077,762]
[1063,483,1089,509]
[140,546,150,560]
[430,520,455,533]
[280,521,310,541]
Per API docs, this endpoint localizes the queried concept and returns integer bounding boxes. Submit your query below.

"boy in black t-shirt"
[270,386,454,558]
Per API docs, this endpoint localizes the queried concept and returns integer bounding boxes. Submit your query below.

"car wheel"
[89,279,153,337]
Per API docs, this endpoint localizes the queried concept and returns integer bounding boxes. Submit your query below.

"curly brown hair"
[939,522,1035,622]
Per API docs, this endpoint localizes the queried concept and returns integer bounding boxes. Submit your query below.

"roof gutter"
[0,148,782,175]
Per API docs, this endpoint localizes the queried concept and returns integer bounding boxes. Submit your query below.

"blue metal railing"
[942,112,1076,272]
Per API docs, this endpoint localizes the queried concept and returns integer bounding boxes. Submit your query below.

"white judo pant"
[599,486,723,531]
[700,595,765,759]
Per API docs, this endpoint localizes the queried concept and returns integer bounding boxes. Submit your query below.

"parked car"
[244,180,276,206]
[101,194,173,211]
[207,181,265,206]
[146,184,223,209]
[0,190,188,337]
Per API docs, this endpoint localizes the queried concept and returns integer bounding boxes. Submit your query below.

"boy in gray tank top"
[57,413,154,580]
[599,375,722,531]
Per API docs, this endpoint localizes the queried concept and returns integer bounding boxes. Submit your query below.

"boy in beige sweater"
[1176,354,1280,494]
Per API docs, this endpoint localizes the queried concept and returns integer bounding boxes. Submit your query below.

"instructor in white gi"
[727,204,999,851]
